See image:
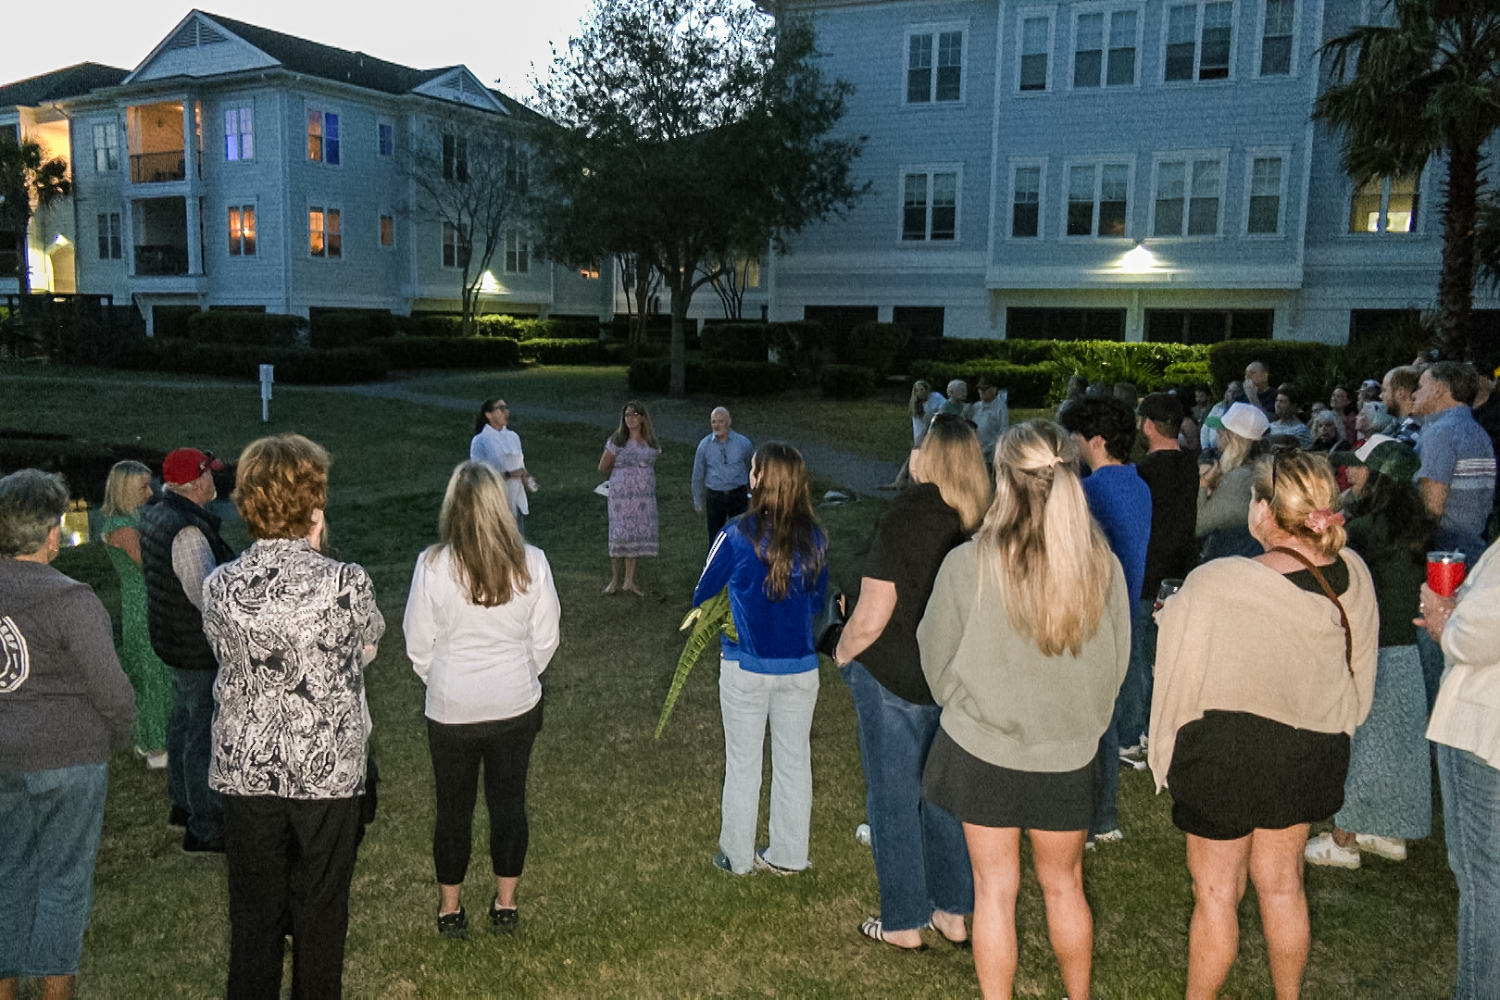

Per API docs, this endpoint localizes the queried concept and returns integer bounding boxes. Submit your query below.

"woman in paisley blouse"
[202,434,384,1000]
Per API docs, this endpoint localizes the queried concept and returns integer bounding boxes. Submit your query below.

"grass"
[3,365,1459,998]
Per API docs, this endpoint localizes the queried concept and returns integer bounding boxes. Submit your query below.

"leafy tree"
[1315,0,1500,361]
[408,129,524,337]
[530,0,867,395]
[0,132,72,296]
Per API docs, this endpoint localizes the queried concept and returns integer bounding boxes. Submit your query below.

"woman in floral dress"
[98,460,171,767]
[599,401,660,596]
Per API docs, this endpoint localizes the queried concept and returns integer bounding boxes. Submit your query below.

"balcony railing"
[133,245,189,276]
[130,151,186,184]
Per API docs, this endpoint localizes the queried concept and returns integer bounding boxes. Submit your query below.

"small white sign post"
[259,364,274,422]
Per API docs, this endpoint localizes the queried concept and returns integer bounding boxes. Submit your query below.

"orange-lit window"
[310,207,341,258]
[380,213,394,248]
[228,205,256,256]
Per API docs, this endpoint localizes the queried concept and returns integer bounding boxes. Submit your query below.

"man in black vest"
[140,447,235,853]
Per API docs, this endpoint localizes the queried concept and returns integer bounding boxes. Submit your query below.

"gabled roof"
[0,62,129,107]
[197,11,439,95]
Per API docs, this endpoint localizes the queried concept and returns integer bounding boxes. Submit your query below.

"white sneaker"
[1355,833,1408,861]
[854,823,872,847]
[144,750,168,770]
[1304,831,1360,869]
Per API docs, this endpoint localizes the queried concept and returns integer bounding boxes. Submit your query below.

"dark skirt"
[922,728,1097,831]
[1167,710,1350,840]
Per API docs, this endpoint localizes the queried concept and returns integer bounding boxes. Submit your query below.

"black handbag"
[814,587,845,658]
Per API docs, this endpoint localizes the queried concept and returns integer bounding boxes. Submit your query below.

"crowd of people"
[2,350,1499,999]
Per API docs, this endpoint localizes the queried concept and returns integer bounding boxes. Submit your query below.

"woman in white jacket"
[1418,539,1500,1000]
[405,462,560,940]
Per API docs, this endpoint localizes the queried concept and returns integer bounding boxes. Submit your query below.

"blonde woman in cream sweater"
[1151,449,1377,1000]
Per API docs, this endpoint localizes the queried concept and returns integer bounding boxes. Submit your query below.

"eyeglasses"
[197,451,217,475]
[624,409,642,417]
[493,404,509,411]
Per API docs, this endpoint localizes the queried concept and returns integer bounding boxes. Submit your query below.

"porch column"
[1125,289,1145,342]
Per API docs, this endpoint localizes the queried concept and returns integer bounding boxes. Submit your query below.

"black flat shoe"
[489,896,518,934]
[437,906,468,940]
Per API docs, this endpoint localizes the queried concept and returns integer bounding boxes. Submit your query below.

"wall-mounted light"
[1117,240,1158,274]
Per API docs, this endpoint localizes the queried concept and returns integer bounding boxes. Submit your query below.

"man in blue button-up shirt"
[691,407,753,543]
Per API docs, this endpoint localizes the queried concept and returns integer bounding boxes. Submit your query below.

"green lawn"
[3,366,1458,998]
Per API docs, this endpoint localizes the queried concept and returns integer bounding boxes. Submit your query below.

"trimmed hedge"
[910,361,1057,409]
[184,311,303,348]
[701,322,770,362]
[1163,360,1213,386]
[1206,340,1344,394]
[627,358,793,396]
[408,315,465,338]
[114,340,387,383]
[766,320,833,380]
[522,338,603,364]
[847,322,909,378]
[308,310,402,348]
[372,336,522,370]
[819,364,877,399]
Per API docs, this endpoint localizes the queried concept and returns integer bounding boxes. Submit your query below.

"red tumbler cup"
[1426,551,1468,597]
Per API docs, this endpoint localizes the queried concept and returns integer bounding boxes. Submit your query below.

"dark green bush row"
[372,337,521,370]
[309,310,402,348]
[182,311,305,348]
[1205,340,1344,394]
[522,338,603,364]
[909,361,1057,409]
[819,364,877,399]
[114,339,387,383]
[701,323,770,362]
[767,321,908,380]
[627,358,793,396]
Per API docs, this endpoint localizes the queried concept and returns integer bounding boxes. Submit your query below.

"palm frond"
[653,587,738,739]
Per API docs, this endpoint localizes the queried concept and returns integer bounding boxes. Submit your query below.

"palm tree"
[0,132,72,296]
[1315,0,1500,361]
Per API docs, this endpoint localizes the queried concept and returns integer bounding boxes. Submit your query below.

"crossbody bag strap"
[1270,546,1353,674]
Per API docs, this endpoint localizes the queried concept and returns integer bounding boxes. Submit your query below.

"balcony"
[134,244,189,276]
[130,151,186,184]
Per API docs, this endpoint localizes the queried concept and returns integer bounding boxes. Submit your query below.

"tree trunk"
[1437,140,1480,361]
[14,219,31,297]
[669,279,690,398]
[632,256,650,350]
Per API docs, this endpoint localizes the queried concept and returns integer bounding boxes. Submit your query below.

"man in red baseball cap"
[139,446,236,854]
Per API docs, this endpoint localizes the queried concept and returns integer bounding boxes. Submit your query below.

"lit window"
[380,213,394,247]
[93,123,119,171]
[1260,0,1294,75]
[224,106,253,161]
[907,27,964,103]
[378,122,394,157]
[505,229,529,274]
[228,205,256,255]
[309,207,341,257]
[1012,165,1041,237]
[579,262,601,280]
[1153,158,1222,236]
[1075,9,1137,88]
[97,213,121,258]
[1165,1,1233,82]
[307,109,340,164]
[901,168,959,241]
[1248,156,1284,233]
[1067,162,1130,237]
[1349,175,1419,234]
[1019,15,1051,91]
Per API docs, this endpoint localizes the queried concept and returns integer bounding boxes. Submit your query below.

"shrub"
[626,358,792,396]
[627,357,672,393]
[701,322,770,362]
[1206,340,1344,394]
[114,340,387,383]
[909,361,1057,409]
[1163,360,1214,387]
[766,320,834,379]
[185,311,303,348]
[819,364,877,399]
[846,322,909,377]
[372,336,521,370]
[409,315,465,338]
[309,310,402,348]
[523,338,603,365]
[1049,341,1209,393]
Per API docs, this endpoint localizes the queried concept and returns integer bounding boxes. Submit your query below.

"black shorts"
[922,728,1098,831]
[1167,710,1350,840]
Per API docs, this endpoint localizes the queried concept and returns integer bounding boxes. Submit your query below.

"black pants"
[706,487,749,542]
[223,793,361,1000]
[427,700,543,885]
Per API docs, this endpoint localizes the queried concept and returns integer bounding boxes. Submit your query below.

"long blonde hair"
[913,414,991,532]
[101,460,152,517]
[1251,449,1347,560]
[1202,427,1258,492]
[976,420,1114,657]
[433,461,530,607]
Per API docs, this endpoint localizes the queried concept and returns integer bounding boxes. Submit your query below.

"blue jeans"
[1113,598,1157,748]
[0,762,108,978]
[843,661,972,930]
[1435,744,1500,1000]
[718,658,819,874]
[167,667,222,842]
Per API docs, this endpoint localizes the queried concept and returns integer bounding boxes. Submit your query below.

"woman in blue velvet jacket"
[693,442,828,876]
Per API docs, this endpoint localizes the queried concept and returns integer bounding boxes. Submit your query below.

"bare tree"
[616,251,663,348]
[703,253,761,321]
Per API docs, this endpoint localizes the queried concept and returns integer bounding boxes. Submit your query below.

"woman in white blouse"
[404,461,560,940]
[470,398,532,536]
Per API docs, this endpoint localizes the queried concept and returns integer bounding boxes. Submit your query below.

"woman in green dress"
[99,460,172,767]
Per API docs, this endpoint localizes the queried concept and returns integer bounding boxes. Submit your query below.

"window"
[1066,162,1130,237]
[379,213,394,247]
[1008,307,1126,340]
[97,212,121,259]
[307,108,339,164]
[901,168,959,241]
[441,221,466,268]
[1152,157,1222,236]
[227,205,256,255]
[1019,14,1051,91]
[309,207,341,257]
[505,229,529,274]
[907,27,964,103]
[1165,1,1232,81]
[1012,164,1043,237]
[378,121,394,157]
[224,106,253,161]
[506,145,528,194]
[93,123,118,171]
[1349,175,1419,233]
[1247,155,1284,233]
[1259,0,1294,75]
[1074,9,1138,88]
[442,134,468,182]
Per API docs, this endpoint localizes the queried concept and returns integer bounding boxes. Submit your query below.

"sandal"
[926,913,971,949]
[489,895,518,934]
[623,583,645,597]
[602,582,618,595]
[859,917,928,952]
